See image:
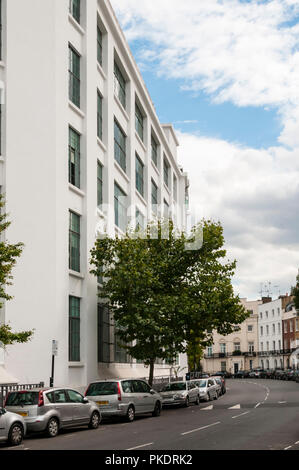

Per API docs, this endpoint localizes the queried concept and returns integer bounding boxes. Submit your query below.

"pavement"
[1,378,299,450]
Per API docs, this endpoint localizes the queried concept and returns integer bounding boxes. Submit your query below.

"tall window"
[135,154,144,197]
[248,342,254,353]
[173,175,177,201]
[114,120,126,172]
[135,102,144,141]
[97,161,103,208]
[69,296,80,362]
[97,91,103,141]
[114,330,131,363]
[114,183,127,232]
[164,199,169,218]
[69,128,80,188]
[220,343,226,354]
[69,211,80,272]
[207,346,213,357]
[260,326,263,336]
[98,304,110,363]
[69,0,80,23]
[97,26,103,66]
[163,157,170,188]
[114,62,126,109]
[136,208,145,231]
[151,179,158,215]
[151,135,158,167]
[234,342,241,352]
[69,45,80,108]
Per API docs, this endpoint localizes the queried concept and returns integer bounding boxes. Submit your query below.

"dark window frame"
[69,296,80,362]
[69,44,81,108]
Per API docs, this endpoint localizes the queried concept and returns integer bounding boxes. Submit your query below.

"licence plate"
[97,401,109,405]
[16,411,28,417]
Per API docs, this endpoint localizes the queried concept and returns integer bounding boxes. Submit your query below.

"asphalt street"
[1,379,299,451]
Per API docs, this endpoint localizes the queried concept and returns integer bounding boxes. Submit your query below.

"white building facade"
[0,0,189,387]
[258,299,284,370]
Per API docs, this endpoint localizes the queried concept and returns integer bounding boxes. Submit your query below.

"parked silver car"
[0,407,26,446]
[4,387,101,437]
[190,378,218,401]
[85,379,162,422]
[160,381,200,407]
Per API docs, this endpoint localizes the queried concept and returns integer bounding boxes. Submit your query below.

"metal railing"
[0,382,44,407]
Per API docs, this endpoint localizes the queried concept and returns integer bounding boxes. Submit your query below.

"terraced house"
[0,0,189,387]
[202,299,261,375]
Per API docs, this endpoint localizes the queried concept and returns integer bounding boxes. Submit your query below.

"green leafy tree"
[291,270,299,312]
[0,195,34,345]
[90,219,248,385]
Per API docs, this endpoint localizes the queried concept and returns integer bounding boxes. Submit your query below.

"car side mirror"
[0,408,6,415]
[150,389,155,395]
[83,398,89,404]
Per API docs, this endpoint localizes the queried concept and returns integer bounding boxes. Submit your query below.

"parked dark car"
[273,369,285,380]
[248,370,263,378]
[234,370,250,379]
[211,375,226,395]
[283,370,295,381]
[291,370,299,382]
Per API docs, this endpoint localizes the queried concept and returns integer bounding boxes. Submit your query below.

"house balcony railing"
[204,351,257,359]
[257,349,296,357]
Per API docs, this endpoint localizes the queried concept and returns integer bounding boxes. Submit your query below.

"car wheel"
[89,411,101,429]
[207,393,211,402]
[152,401,161,417]
[195,395,200,405]
[184,396,190,407]
[8,423,23,447]
[46,417,59,438]
[126,405,135,422]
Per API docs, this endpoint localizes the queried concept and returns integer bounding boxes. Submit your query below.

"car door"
[131,380,149,414]
[65,389,90,425]
[0,409,7,440]
[139,380,155,412]
[188,382,197,402]
[53,389,73,427]
[207,379,216,398]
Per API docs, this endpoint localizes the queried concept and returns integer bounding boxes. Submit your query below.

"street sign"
[52,340,58,356]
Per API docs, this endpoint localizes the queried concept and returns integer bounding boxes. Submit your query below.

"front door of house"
[234,363,239,374]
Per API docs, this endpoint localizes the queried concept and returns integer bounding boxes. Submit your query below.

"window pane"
[114,183,127,232]
[163,158,169,187]
[151,136,158,167]
[69,128,80,188]
[98,304,111,363]
[69,296,80,362]
[151,179,158,214]
[114,62,126,109]
[97,26,103,66]
[69,46,80,107]
[69,0,80,24]
[97,161,103,207]
[97,92,103,140]
[69,211,80,272]
[135,154,144,197]
[135,103,143,141]
[114,121,126,172]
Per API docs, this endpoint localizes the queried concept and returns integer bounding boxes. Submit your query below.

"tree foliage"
[90,219,248,385]
[291,270,299,312]
[0,195,34,345]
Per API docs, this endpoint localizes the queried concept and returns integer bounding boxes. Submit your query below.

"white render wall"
[258,299,283,370]
[0,0,189,387]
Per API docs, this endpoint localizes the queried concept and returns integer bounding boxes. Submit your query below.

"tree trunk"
[148,358,155,387]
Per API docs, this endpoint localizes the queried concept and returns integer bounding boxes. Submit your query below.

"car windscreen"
[197,380,207,388]
[162,383,186,392]
[5,391,39,406]
[86,382,118,396]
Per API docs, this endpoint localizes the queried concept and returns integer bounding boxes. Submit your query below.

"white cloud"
[110,0,299,299]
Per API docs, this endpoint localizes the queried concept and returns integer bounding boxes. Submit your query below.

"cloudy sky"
[111,0,299,301]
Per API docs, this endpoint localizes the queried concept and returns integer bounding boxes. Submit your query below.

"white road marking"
[232,411,250,419]
[201,405,213,410]
[127,442,154,450]
[255,403,261,408]
[295,441,299,445]
[181,421,221,436]
[228,404,241,409]
[284,446,292,450]
[278,401,287,404]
